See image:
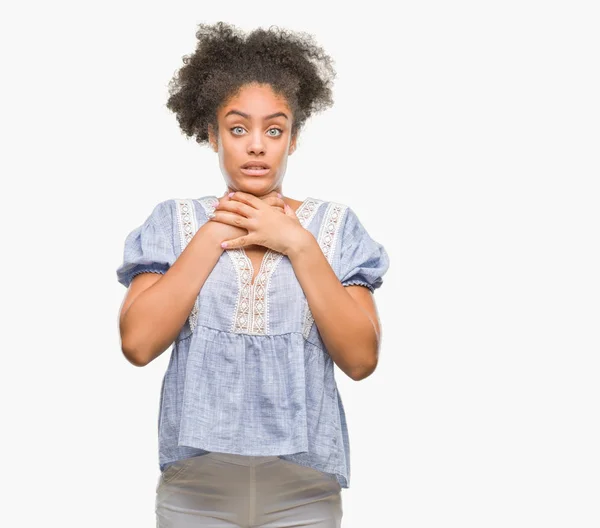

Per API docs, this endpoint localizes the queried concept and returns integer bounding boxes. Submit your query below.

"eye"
[230,126,246,135]
[267,128,283,137]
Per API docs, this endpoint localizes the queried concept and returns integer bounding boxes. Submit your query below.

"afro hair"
[166,21,336,145]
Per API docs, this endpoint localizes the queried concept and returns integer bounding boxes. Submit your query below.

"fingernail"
[221,242,228,248]
[228,192,234,198]
[277,193,282,198]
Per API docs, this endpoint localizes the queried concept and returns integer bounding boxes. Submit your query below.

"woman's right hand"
[205,190,286,243]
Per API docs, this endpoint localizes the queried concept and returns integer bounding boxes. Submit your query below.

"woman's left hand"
[210,191,310,255]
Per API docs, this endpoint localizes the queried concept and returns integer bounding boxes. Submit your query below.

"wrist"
[285,228,318,260]
[197,222,226,251]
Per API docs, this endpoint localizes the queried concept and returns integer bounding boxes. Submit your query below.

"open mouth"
[240,163,270,176]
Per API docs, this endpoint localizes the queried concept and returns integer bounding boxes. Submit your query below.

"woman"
[116,21,390,528]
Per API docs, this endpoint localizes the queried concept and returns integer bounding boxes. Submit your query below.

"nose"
[247,130,266,156]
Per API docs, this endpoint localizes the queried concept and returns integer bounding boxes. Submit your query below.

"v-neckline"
[237,196,311,287]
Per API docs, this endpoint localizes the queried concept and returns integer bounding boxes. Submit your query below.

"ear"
[208,124,218,152]
[288,132,298,155]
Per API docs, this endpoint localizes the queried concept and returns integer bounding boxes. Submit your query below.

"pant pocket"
[158,459,190,488]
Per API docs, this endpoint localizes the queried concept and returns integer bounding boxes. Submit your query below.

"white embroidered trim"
[194,196,252,334]
[248,250,280,334]
[223,197,323,335]
[196,196,260,334]
[229,248,253,333]
[175,199,201,332]
[302,202,348,339]
[177,196,326,336]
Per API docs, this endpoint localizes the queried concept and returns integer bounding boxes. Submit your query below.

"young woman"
[116,21,390,528]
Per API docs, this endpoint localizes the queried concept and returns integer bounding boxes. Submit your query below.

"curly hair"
[166,21,336,145]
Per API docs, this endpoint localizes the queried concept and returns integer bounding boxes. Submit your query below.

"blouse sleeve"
[338,206,390,293]
[116,200,176,288]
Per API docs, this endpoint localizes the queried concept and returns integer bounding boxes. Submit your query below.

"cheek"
[218,139,240,164]
[275,145,290,164]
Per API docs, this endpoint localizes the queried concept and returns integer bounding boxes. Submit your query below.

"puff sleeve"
[116,200,176,288]
[338,206,390,293]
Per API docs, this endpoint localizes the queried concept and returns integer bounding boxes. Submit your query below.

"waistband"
[206,452,281,467]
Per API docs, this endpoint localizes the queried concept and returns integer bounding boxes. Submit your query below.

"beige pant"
[155,452,343,527]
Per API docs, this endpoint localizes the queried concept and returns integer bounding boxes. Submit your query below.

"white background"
[2,1,599,526]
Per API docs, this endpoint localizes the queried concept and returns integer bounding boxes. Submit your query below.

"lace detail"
[191,197,254,334]
[176,195,326,336]
[196,196,220,216]
[228,197,323,335]
[302,203,348,339]
[228,248,254,333]
[175,199,201,332]
[296,198,320,225]
[176,199,197,248]
[249,250,280,334]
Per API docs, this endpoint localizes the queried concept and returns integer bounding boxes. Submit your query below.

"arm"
[288,232,382,381]
[119,222,223,367]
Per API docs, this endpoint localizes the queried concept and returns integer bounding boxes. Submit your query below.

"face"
[208,82,297,196]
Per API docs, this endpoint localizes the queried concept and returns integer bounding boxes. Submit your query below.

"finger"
[259,198,285,214]
[228,191,263,210]
[284,203,299,218]
[209,210,250,229]
[214,199,255,218]
[221,234,253,249]
[215,194,230,208]
[260,196,286,209]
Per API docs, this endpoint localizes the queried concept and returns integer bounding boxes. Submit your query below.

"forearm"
[288,232,379,380]
[120,222,224,365]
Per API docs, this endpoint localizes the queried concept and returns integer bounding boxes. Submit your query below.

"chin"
[236,179,274,194]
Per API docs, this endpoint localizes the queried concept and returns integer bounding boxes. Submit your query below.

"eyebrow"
[224,110,289,120]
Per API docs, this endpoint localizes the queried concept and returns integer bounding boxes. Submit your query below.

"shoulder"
[166,195,219,222]
[166,196,217,208]
[304,196,350,216]
[325,200,386,256]
[307,196,356,212]
[144,197,214,235]
[309,198,360,231]
[137,199,176,230]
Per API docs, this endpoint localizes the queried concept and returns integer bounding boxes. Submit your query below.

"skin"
[207,82,303,212]
[207,81,303,258]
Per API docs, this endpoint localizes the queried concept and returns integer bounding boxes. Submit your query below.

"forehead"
[220,83,291,116]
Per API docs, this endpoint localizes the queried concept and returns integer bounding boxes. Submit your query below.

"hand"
[205,190,286,243]
[210,191,309,255]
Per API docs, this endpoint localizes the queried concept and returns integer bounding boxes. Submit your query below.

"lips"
[240,161,270,176]
[241,161,270,169]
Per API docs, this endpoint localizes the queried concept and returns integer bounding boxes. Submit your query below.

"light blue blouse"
[116,195,390,489]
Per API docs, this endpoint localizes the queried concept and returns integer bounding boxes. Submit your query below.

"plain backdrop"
[1,1,599,527]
